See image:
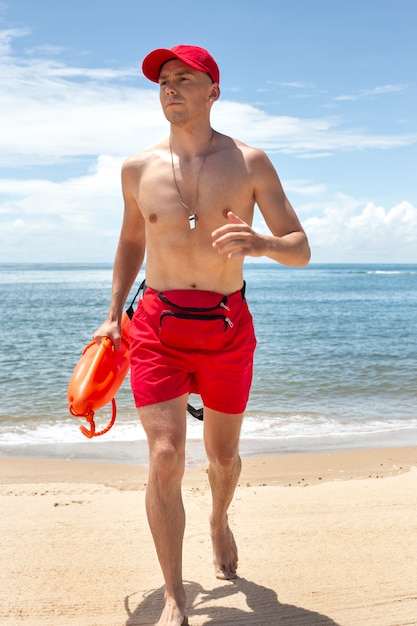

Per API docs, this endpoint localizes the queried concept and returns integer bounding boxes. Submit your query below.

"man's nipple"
[149,213,158,223]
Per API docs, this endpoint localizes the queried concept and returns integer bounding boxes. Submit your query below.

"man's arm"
[93,160,146,348]
[212,149,310,267]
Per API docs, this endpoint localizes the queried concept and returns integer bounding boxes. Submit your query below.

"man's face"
[158,59,214,123]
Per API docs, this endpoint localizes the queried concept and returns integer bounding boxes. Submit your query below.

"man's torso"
[128,133,257,294]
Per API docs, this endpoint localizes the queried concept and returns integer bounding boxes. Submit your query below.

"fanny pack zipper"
[160,311,234,328]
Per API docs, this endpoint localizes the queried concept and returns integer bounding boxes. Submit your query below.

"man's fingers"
[225,211,245,224]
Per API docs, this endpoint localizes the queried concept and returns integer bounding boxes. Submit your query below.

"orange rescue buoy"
[67,311,131,438]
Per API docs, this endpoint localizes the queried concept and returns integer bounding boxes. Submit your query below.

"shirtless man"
[94,45,310,626]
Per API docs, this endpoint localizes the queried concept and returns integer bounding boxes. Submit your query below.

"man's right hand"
[92,319,122,351]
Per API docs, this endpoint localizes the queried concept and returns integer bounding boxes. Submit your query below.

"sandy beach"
[1,447,416,626]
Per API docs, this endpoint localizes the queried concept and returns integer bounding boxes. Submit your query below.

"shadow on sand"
[125,577,341,625]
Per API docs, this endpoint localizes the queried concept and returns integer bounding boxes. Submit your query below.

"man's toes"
[215,564,238,580]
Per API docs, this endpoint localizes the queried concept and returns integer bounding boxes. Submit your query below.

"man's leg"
[138,393,189,626]
[203,408,244,579]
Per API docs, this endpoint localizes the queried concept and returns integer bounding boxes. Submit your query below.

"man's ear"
[208,84,220,102]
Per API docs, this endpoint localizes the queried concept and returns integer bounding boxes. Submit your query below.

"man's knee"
[150,442,185,484]
[209,450,241,472]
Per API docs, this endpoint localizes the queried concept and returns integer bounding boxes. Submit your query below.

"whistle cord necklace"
[169,130,214,230]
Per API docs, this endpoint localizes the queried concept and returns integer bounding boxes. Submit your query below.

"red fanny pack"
[141,284,245,351]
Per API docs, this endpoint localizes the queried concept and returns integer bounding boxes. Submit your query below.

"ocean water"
[0,263,416,467]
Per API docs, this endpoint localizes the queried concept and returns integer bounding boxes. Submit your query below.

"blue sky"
[1,0,416,263]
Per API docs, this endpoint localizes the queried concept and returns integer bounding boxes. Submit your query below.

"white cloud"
[272,81,315,90]
[283,179,329,196]
[335,84,407,102]
[213,103,416,156]
[0,26,29,52]
[252,181,417,263]
[0,156,124,262]
[303,198,417,263]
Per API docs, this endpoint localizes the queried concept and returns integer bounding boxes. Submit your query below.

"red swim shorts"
[128,283,256,414]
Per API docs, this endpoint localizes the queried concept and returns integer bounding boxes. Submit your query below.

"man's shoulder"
[217,132,265,158]
[122,139,168,172]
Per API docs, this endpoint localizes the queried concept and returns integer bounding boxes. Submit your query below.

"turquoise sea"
[0,263,416,466]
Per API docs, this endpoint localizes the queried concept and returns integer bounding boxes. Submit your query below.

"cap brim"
[142,48,180,83]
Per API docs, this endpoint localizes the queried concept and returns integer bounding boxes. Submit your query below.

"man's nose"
[164,80,177,95]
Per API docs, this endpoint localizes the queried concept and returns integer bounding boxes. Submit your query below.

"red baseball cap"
[142,45,220,84]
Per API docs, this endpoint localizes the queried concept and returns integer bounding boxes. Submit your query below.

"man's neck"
[169,125,215,159]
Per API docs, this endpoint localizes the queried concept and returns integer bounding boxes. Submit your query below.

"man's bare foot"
[156,594,187,626]
[156,608,188,626]
[210,519,238,580]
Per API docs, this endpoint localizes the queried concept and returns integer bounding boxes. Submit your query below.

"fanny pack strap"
[127,281,245,319]
[125,279,146,320]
